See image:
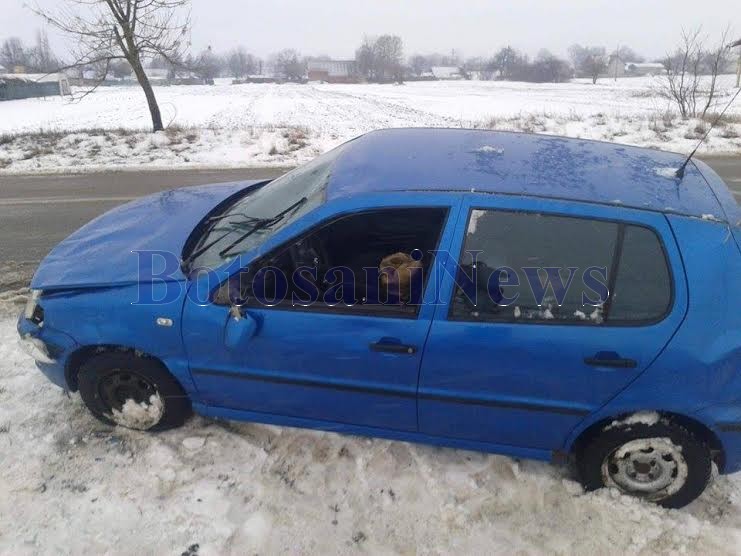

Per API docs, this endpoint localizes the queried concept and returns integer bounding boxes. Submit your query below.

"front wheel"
[577,419,712,508]
[78,352,191,431]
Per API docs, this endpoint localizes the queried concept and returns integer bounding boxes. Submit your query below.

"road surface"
[0,159,739,290]
[0,168,289,291]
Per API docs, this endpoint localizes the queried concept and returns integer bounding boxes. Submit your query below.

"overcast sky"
[2,0,739,61]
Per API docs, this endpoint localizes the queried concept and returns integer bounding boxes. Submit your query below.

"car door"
[182,198,459,432]
[417,195,688,450]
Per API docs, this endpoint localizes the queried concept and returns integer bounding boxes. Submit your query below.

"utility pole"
[732,39,741,88]
[613,44,620,82]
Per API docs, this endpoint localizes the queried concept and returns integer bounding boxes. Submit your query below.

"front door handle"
[584,352,637,369]
[370,340,417,355]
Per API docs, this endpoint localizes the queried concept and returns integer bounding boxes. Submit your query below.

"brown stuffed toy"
[379,252,423,303]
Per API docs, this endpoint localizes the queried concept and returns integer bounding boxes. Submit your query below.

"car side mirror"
[224,306,258,350]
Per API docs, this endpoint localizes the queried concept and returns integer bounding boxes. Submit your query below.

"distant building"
[139,67,201,85]
[625,62,666,76]
[607,57,665,78]
[307,60,358,83]
[0,73,71,101]
[431,66,463,80]
[143,67,170,84]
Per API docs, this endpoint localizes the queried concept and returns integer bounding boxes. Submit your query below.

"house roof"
[326,128,726,221]
[431,66,461,78]
[0,73,65,85]
[731,38,741,48]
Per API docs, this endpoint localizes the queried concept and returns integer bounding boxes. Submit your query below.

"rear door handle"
[370,341,417,355]
[584,352,637,369]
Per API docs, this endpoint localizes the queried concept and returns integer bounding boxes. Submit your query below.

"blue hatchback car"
[18,129,741,507]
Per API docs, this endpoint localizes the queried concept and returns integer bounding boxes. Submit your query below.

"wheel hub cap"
[601,437,688,501]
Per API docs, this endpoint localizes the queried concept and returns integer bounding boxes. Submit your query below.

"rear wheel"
[577,420,712,508]
[78,352,191,431]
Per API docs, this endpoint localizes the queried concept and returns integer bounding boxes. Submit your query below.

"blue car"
[18,129,741,508]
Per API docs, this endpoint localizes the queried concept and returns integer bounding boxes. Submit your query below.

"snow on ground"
[1,76,740,174]
[2,298,741,554]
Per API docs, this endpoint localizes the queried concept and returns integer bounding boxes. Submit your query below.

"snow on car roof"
[326,128,725,220]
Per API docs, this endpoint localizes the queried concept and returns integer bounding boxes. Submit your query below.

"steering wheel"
[290,238,329,292]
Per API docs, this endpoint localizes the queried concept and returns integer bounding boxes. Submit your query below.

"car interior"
[219,207,449,309]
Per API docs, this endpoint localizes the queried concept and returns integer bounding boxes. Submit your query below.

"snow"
[606,411,663,430]
[590,306,604,324]
[110,394,164,430]
[3,299,741,553]
[1,75,740,174]
[655,167,681,179]
[472,145,505,155]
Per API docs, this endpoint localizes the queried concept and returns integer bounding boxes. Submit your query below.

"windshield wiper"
[206,212,264,225]
[181,197,308,273]
[182,216,272,273]
[218,197,308,259]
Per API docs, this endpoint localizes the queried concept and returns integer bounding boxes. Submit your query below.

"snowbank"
[1,298,741,553]
[1,76,740,174]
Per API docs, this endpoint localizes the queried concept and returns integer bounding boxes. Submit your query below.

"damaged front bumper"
[17,314,78,390]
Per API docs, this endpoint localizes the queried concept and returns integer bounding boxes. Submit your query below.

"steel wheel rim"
[99,370,157,410]
[601,437,688,501]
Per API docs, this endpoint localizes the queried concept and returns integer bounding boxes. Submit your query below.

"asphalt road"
[0,168,289,291]
[0,159,739,290]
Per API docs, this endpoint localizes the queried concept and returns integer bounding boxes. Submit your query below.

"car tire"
[577,419,712,508]
[78,351,191,431]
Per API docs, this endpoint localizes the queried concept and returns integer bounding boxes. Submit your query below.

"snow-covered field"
[1,76,740,174]
[2,296,741,554]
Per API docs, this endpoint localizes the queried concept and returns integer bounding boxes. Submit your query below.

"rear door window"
[450,209,672,325]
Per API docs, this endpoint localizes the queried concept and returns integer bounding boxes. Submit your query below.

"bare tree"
[227,47,257,79]
[409,55,428,77]
[491,46,523,80]
[374,35,404,82]
[661,28,730,119]
[535,50,572,83]
[355,35,403,82]
[109,59,133,79]
[356,37,376,81]
[0,37,30,70]
[33,0,190,132]
[29,30,61,73]
[617,46,644,64]
[569,44,608,84]
[273,49,305,82]
[194,45,222,83]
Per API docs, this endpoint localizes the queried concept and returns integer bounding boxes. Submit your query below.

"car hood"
[31,181,262,290]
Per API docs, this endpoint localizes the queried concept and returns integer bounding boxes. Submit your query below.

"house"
[431,66,463,80]
[606,56,665,78]
[625,62,666,77]
[0,72,71,101]
[307,60,358,83]
[143,67,170,84]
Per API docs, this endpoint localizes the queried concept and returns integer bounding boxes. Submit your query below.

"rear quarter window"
[608,225,672,322]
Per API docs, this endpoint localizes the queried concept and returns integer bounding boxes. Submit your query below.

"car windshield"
[186,144,346,272]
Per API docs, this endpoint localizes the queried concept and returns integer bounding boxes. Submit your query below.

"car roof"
[326,128,726,221]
